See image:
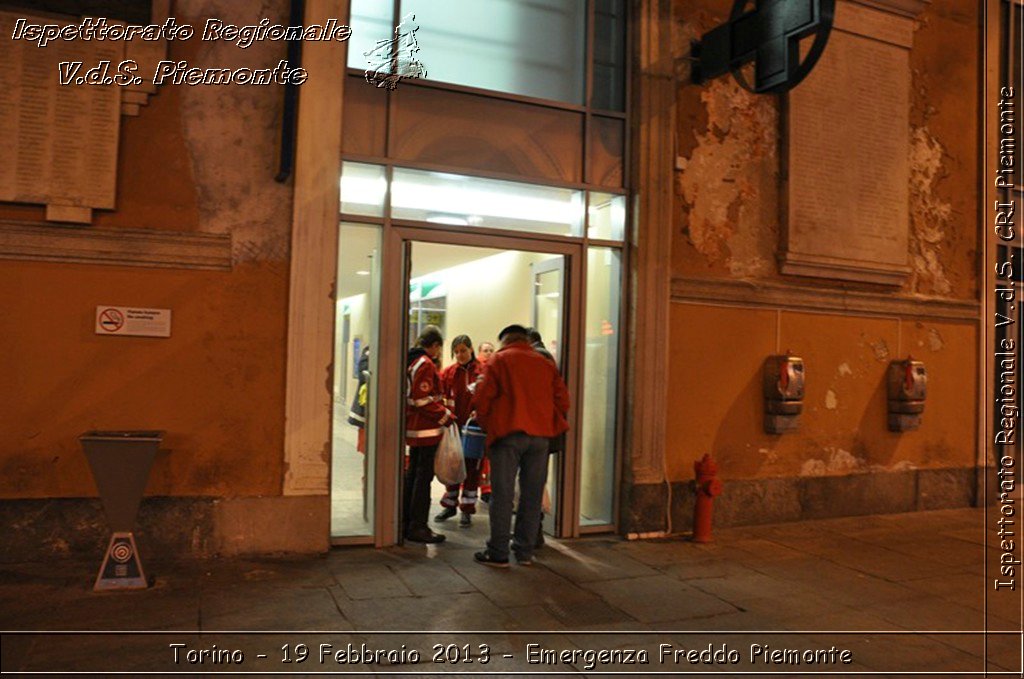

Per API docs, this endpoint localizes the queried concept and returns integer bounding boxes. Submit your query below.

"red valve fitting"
[692,454,722,543]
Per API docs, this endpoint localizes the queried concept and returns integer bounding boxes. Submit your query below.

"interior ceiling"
[336,228,559,300]
[411,242,508,278]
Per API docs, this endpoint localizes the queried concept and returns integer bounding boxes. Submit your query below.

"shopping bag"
[434,424,466,485]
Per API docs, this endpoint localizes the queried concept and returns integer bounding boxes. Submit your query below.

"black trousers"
[403,444,437,534]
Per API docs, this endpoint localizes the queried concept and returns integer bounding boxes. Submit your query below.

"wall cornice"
[671,276,979,321]
[0,220,232,271]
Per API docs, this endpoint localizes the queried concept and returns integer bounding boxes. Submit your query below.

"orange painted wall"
[665,304,978,482]
[0,3,294,499]
[0,260,287,498]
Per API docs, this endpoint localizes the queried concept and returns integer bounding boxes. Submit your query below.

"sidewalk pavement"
[1,507,1019,676]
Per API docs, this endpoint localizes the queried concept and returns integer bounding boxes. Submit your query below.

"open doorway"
[402,241,567,544]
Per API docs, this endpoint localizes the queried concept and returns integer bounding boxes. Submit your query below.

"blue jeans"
[486,432,549,560]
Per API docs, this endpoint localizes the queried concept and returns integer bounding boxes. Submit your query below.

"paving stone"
[662,557,754,581]
[581,575,736,623]
[733,591,857,628]
[687,572,810,605]
[503,604,566,631]
[0,506,998,676]
[727,537,808,562]
[868,594,986,631]
[448,559,595,609]
[336,592,511,631]
[200,584,349,631]
[541,597,636,629]
[613,539,715,568]
[901,572,984,608]
[331,563,413,600]
[389,559,475,597]
[536,542,660,582]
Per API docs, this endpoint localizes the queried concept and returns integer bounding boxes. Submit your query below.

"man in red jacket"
[404,325,454,544]
[472,324,570,567]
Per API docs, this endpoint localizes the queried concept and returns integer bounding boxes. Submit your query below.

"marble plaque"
[781,2,915,285]
[0,11,123,223]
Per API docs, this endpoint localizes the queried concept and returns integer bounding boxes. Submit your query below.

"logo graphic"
[364,13,426,90]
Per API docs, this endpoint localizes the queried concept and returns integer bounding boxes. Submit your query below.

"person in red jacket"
[404,325,454,544]
[476,341,496,504]
[435,335,485,526]
[472,324,570,567]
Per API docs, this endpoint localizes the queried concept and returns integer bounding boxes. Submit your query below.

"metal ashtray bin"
[79,430,163,591]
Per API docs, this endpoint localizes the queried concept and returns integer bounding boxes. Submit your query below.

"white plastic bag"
[434,424,466,485]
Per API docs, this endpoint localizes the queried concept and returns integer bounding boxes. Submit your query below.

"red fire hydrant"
[693,454,723,543]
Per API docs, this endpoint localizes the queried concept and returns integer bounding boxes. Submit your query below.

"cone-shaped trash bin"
[80,431,163,591]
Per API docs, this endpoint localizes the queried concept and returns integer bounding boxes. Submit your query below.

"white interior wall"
[418,249,559,368]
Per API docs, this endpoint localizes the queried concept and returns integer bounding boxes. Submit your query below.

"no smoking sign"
[94,305,171,338]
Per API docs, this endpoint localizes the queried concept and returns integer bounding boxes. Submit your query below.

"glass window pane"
[340,162,386,217]
[332,222,382,538]
[580,247,621,526]
[347,0,394,70]
[400,0,586,103]
[391,167,584,237]
[591,0,627,111]
[587,192,626,241]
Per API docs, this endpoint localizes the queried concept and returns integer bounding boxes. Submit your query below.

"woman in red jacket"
[404,325,453,544]
[435,335,484,526]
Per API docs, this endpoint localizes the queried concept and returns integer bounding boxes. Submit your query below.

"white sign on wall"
[95,305,171,338]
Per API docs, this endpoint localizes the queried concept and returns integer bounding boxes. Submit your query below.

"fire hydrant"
[693,454,723,543]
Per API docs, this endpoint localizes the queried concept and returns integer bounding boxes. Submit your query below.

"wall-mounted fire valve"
[763,354,804,434]
[887,357,926,432]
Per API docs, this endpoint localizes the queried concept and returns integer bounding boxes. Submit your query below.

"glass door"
[531,257,566,538]
[393,227,580,543]
[330,222,383,542]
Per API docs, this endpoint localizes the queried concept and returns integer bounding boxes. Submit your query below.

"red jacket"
[441,359,483,427]
[405,348,452,447]
[472,340,570,446]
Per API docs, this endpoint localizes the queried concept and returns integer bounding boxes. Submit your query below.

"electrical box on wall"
[887,358,926,432]
[763,354,804,434]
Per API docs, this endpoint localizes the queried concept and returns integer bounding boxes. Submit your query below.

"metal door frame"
[372,225,586,545]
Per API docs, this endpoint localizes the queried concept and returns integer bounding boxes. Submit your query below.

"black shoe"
[460,512,472,527]
[434,507,457,522]
[474,550,509,568]
[406,529,446,544]
[480,492,491,504]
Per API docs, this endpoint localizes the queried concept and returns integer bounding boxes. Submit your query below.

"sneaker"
[474,550,509,568]
[434,507,457,522]
[459,512,472,527]
[515,554,534,566]
[406,529,446,544]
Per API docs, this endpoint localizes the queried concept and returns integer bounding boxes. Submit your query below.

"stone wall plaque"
[780,1,917,285]
[0,8,166,224]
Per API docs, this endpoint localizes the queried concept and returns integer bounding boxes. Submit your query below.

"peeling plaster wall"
[673,0,979,297]
[665,0,980,487]
[176,0,294,265]
[0,0,293,499]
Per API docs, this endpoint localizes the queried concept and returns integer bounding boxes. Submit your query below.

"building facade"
[0,0,1005,558]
